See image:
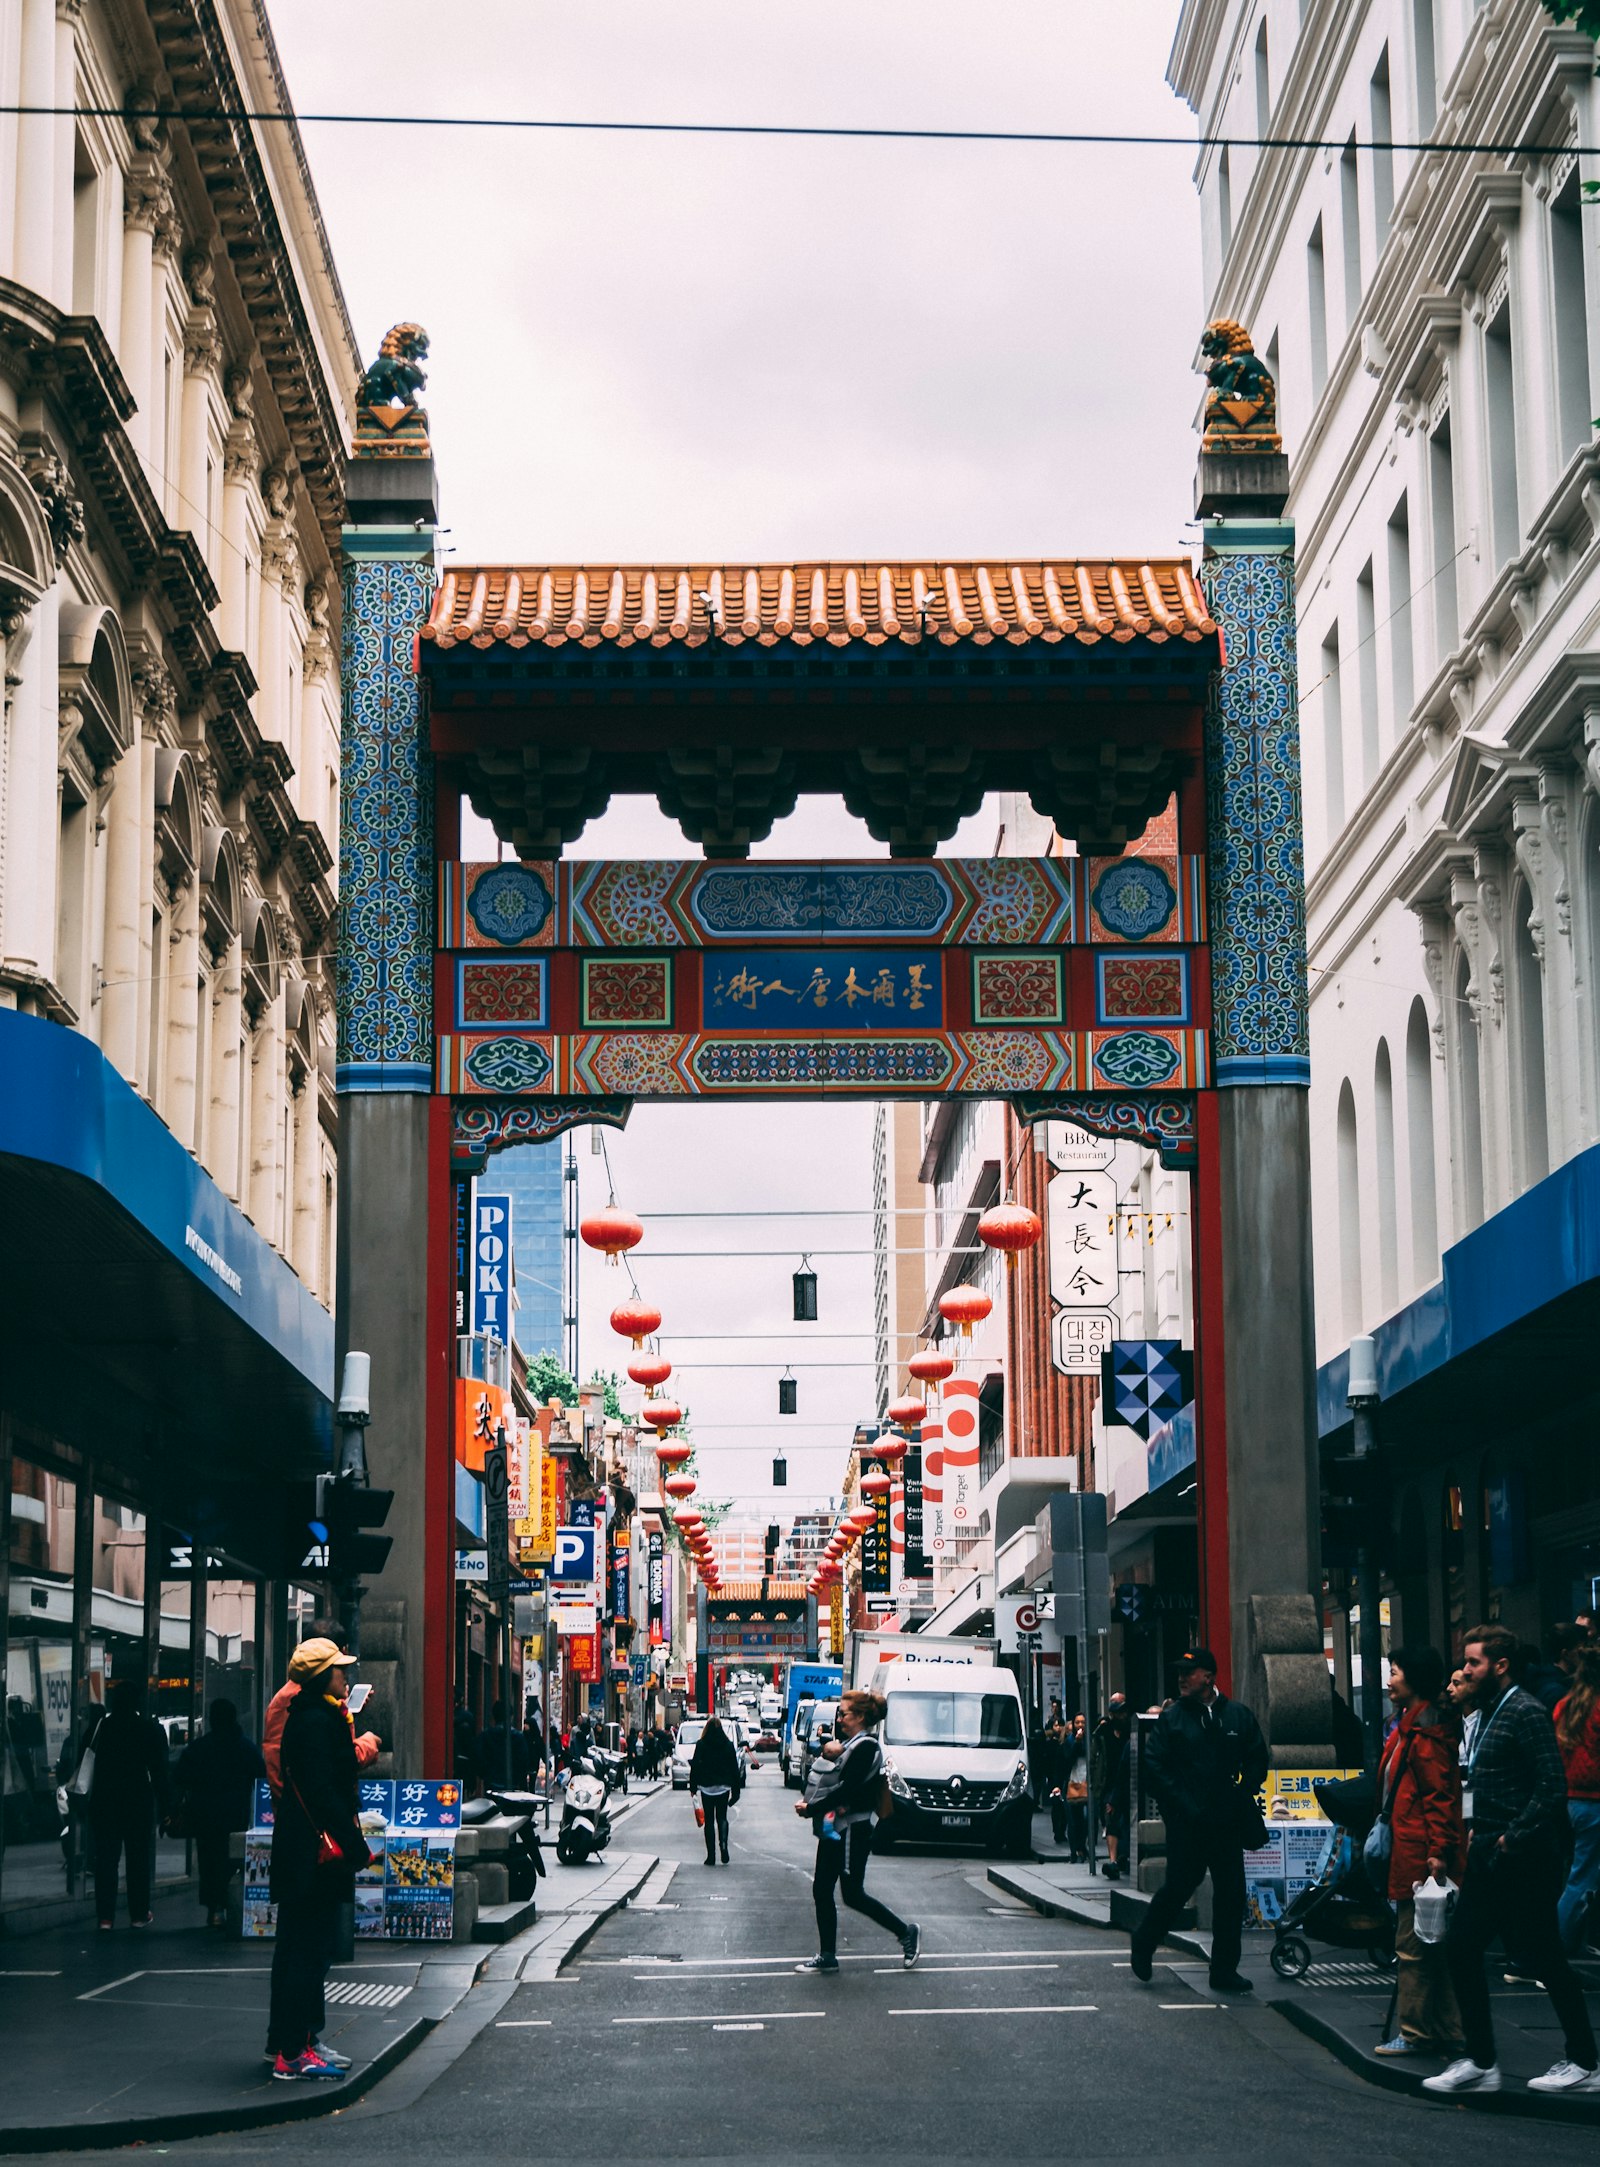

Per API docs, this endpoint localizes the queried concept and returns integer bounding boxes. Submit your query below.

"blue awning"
[1317,1141,1600,1444]
[0,1009,333,1473]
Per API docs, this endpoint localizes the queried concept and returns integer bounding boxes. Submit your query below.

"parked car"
[751,1720,780,1754]
[670,1717,707,1790]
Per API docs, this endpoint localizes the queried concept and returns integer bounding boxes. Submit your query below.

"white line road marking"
[870,1962,1059,1975]
[613,2011,827,2026]
[630,1972,793,1982]
[712,2022,765,2031]
[889,2004,1098,2018]
[1159,2003,1220,2010]
[495,2020,553,2027]
[587,1947,1097,1968]
[0,1970,63,1977]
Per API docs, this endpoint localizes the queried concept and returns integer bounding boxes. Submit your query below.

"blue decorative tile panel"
[338,543,437,1090]
[1200,538,1310,1087]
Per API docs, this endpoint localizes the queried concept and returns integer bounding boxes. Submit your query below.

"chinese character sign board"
[244,1781,460,1940]
[902,1445,926,1579]
[704,948,943,1029]
[471,1191,514,1343]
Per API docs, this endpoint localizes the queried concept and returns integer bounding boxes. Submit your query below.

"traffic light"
[316,1472,395,1584]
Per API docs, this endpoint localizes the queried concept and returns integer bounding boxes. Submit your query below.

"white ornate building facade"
[0,0,353,1916]
[1170,0,1600,1666]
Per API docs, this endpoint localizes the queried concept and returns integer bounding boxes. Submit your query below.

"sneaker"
[1374,2036,1422,2057]
[1129,1941,1153,1984]
[310,2039,353,2071]
[795,1955,840,1974]
[1210,1973,1254,1996]
[131,1915,152,1929]
[272,2051,346,2082]
[901,1923,922,1970]
[1422,2058,1502,2096]
[1503,1966,1542,1986]
[1527,2061,1600,2095]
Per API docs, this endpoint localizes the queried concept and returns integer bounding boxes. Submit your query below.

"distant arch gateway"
[334,347,1320,1773]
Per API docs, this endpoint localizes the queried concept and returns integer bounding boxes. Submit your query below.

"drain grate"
[325,1979,413,2009]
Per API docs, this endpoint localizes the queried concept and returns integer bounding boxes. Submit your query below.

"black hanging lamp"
[778,1369,798,1416]
[772,1456,787,1486]
[792,1255,817,1322]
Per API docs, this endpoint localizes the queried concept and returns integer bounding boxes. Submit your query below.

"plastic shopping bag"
[1412,1872,1458,1944]
[694,1803,705,1829]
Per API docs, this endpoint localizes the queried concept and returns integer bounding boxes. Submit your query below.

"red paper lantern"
[673,1508,703,1530]
[628,1355,672,1389]
[610,1300,661,1347]
[581,1208,644,1266]
[663,1474,696,1500]
[654,1439,692,1469]
[907,1351,955,1402]
[641,1399,683,1432]
[886,1396,926,1430]
[978,1201,1043,1269]
[939,1285,993,1338]
[873,1431,909,1464]
[847,1506,876,1532]
[860,1470,892,1498]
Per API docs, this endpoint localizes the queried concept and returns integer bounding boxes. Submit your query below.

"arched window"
[1454,951,1484,1231]
[1510,883,1547,1184]
[1405,997,1438,1282]
[1372,1040,1398,1314]
[1337,1079,1362,1336]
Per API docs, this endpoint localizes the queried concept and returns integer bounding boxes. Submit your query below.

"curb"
[0,2012,436,2156]
[1270,1998,1600,2127]
[987,1863,1211,1963]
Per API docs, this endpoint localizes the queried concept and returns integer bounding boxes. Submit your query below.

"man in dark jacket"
[88,1679,170,1927]
[1129,1647,1267,1995]
[477,1700,530,1789]
[268,1639,370,2082]
[176,1699,266,1926]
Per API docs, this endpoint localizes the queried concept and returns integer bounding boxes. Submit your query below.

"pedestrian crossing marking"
[324,1979,412,2009]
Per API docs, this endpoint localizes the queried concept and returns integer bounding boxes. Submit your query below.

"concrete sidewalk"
[0,1790,662,2154]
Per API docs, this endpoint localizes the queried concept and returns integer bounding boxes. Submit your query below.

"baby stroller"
[1268,1772,1397,1982]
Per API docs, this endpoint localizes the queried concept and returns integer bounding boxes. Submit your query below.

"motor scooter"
[590,1740,628,1794]
[480,1787,549,1902]
[556,1755,613,1865]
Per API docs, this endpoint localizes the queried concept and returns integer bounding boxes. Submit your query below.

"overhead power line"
[0,103,1593,158]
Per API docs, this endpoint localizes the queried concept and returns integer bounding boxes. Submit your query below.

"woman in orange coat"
[1375,1644,1465,2061]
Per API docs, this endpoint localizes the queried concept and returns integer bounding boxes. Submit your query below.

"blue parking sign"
[552,1523,597,1588]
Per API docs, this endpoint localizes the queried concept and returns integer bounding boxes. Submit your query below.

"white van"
[874,1661,1031,1855]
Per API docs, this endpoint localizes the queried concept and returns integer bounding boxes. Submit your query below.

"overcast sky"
[271,0,1202,1521]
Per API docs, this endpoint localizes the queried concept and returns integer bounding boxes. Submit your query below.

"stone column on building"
[131,660,172,1095]
[249,974,283,1242]
[257,470,293,750]
[100,704,144,1079]
[11,0,58,302]
[1,581,60,987]
[179,253,221,551]
[164,862,200,1150]
[291,1044,322,1292]
[1194,328,1329,1751]
[336,352,441,1773]
[51,1,83,309]
[211,925,244,1200]
[149,210,184,515]
[218,375,257,652]
[118,153,171,462]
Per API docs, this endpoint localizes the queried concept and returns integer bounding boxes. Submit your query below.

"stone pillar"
[250,986,282,1241]
[119,158,170,461]
[211,932,243,1199]
[51,0,80,311]
[100,727,143,1079]
[292,1060,322,1291]
[0,582,58,984]
[1197,446,1325,1750]
[164,870,200,1149]
[179,254,221,554]
[11,0,57,301]
[131,662,172,1096]
[337,422,440,1775]
[218,378,257,652]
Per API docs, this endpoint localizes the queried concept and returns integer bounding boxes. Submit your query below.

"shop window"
[5,1462,77,1861]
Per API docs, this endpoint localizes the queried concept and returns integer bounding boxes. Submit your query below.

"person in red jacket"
[1374,1644,1465,2061]
[1554,1641,1600,1955]
[264,1633,380,1798]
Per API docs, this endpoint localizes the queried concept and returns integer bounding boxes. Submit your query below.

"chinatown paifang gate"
[335,335,1329,1775]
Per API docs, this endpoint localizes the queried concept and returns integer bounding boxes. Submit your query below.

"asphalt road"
[56,1770,1600,2167]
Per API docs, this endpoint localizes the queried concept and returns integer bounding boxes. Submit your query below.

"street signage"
[454,1549,488,1582]
[483,1434,511,1599]
[865,1596,896,1614]
[550,1600,598,1635]
[994,1596,1042,1649]
[471,1191,513,1343]
[1051,1308,1117,1374]
[1044,1122,1116,1171]
[1050,1492,1110,1638]
[552,1524,598,1589]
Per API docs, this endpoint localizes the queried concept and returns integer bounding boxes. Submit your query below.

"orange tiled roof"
[421,561,1215,653]
[710,1580,809,1602]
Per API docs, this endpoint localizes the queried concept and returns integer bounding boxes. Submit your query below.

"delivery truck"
[777,1659,843,1784]
[849,1631,997,1685]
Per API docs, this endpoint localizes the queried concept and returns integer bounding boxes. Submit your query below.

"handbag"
[1362,1728,1413,1894]
[289,1776,345,1870]
[68,1743,95,1801]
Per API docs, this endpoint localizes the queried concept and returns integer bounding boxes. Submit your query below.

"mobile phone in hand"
[347,1682,373,1714]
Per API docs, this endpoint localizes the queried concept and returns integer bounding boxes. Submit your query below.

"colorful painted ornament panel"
[970,952,1064,1026]
[456,958,549,1031]
[581,956,674,1028]
[1086,856,1204,944]
[1095,951,1189,1025]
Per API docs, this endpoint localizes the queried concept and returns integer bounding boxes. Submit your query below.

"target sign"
[1014,1600,1041,1633]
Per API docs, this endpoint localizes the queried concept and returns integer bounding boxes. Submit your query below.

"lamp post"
[1346,1335,1385,1768]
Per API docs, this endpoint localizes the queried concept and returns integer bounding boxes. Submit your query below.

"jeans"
[268,1884,342,2058]
[93,1813,154,1923]
[813,1822,907,1958]
[1131,1816,1246,1980]
[1557,1799,1600,1956]
[700,1792,730,1861]
[1445,1838,1597,2070]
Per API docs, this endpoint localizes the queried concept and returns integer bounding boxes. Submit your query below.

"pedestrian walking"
[1128,1647,1267,1995]
[267,1638,370,2083]
[1367,1647,1464,2060]
[86,1679,170,1929]
[1423,1624,1599,2097]
[1091,1701,1132,1878]
[477,1699,530,1788]
[1554,1641,1600,1956]
[689,1713,740,1865]
[794,1688,920,1974]
[175,1699,266,1928]
[1044,1715,1090,1858]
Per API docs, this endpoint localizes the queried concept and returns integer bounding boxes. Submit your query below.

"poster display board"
[243,1778,462,1940]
